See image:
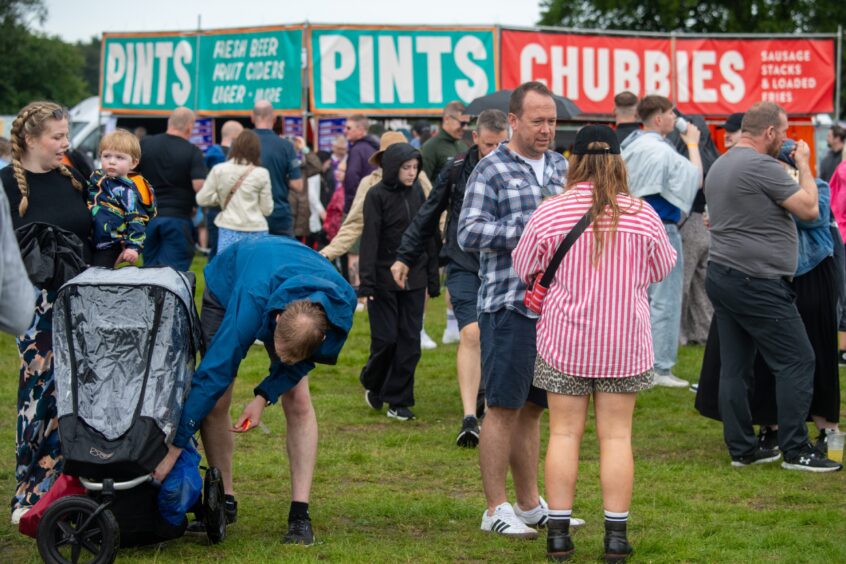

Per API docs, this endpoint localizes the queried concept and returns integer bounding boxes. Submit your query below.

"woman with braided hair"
[0,101,92,524]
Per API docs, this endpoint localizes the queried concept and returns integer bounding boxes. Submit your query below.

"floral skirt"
[13,289,62,512]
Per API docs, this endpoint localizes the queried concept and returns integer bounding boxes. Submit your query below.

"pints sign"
[309,26,497,113]
[101,27,303,113]
[101,34,196,110]
[501,30,836,115]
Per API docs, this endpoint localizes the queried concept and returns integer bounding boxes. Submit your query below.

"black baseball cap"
[717,113,744,133]
[573,125,621,155]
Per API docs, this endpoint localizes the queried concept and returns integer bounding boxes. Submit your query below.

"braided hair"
[9,101,82,217]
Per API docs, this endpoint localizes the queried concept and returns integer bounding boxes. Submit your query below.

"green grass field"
[1,258,845,563]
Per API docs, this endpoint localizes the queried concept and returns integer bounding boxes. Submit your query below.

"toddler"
[88,129,156,267]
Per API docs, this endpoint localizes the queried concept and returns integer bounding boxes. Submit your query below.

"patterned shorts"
[533,355,654,396]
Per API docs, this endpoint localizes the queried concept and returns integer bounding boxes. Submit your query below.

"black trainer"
[187,494,237,533]
[456,416,480,448]
[730,447,780,467]
[364,389,383,410]
[387,406,415,421]
[758,426,779,451]
[224,496,237,524]
[283,518,315,545]
[782,444,843,473]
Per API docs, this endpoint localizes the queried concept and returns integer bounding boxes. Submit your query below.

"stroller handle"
[80,475,151,491]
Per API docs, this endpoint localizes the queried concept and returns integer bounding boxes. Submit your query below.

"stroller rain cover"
[53,266,202,480]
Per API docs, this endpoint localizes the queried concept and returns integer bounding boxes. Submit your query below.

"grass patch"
[1,257,844,562]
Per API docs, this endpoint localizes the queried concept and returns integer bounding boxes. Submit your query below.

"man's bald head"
[220,120,244,146]
[252,100,275,128]
[167,107,196,139]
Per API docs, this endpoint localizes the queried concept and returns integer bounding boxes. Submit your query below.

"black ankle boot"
[604,521,633,563]
[547,519,575,562]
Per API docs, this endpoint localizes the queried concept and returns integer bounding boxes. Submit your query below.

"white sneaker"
[11,506,29,525]
[441,327,460,344]
[420,329,437,350]
[653,373,689,388]
[480,502,538,539]
[514,496,585,529]
[355,301,365,313]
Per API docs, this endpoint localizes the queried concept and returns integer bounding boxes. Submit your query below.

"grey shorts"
[533,355,654,396]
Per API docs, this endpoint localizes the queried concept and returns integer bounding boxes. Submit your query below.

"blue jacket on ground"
[173,237,356,448]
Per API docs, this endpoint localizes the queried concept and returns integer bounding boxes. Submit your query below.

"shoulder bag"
[523,211,593,314]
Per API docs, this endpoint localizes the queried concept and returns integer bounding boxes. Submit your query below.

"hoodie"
[359,143,439,297]
[173,237,357,448]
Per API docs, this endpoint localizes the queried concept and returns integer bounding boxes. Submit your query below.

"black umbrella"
[465,89,582,120]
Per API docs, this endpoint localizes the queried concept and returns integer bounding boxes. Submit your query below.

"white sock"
[549,509,572,522]
[446,307,458,333]
[518,501,544,516]
[604,510,629,523]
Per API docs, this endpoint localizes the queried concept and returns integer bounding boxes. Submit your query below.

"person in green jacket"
[421,101,470,182]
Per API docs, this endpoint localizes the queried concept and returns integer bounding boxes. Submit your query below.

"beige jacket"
[196,161,273,232]
[320,170,432,261]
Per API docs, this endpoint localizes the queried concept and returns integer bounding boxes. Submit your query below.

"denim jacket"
[794,178,834,276]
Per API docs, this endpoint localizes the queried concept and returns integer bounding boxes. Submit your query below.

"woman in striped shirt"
[513,125,676,563]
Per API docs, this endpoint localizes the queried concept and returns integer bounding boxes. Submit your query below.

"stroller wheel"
[203,467,226,544]
[37,495,119,564]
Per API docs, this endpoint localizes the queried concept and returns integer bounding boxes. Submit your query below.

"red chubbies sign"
[501,29,836,115]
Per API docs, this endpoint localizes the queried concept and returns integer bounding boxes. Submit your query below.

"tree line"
[0,0,100,114]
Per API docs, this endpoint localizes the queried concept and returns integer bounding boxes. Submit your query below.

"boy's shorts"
[445,263,481,330]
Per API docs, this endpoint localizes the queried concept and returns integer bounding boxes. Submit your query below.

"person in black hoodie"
[390,109,508,447]
[358,143,438,421]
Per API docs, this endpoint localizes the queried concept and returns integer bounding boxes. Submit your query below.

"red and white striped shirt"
[513,182,677,378]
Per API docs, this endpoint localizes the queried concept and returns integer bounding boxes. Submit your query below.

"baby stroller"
[36,267,225,564]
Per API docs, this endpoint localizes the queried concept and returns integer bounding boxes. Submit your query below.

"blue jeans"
[647,223,684,374]
[142,216,195,272]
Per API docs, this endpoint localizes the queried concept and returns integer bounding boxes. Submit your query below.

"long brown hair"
[566,142,638,263]
[228,130,262,166]
[10,101,82,217]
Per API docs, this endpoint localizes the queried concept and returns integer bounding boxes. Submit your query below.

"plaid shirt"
[458,143,568,315]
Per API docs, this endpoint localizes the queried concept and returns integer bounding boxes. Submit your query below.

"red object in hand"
[523,275,549,315]
[240,419,251,432]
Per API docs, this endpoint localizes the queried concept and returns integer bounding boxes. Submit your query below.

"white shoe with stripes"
[514,496,586,529]
[480,502,538,539]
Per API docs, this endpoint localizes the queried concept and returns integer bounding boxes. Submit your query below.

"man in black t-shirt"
[138,107,207,271]
[251,101,302,236]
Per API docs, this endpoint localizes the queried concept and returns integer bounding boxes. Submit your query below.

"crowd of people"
[1,80,845,563]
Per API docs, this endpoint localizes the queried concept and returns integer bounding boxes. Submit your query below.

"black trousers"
[705,262,814,458]
[91,246,122,268]
[359,288,426,408]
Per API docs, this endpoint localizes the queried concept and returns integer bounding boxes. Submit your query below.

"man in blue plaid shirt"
[458,82,582,539]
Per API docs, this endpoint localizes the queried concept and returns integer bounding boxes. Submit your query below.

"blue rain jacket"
[173,237,356,447]
[794,178,834,276]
